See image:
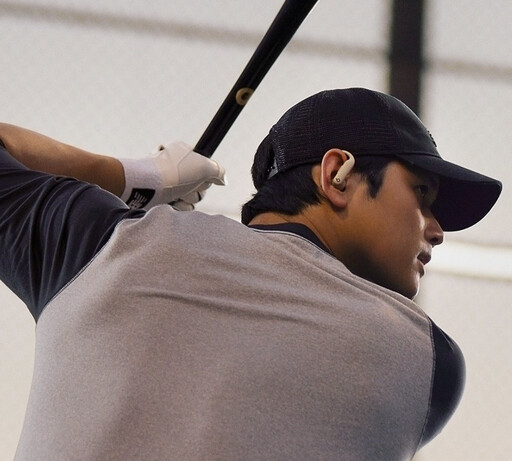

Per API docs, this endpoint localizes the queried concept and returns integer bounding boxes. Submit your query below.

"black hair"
[241,138,395,225]
[241,164,320,225]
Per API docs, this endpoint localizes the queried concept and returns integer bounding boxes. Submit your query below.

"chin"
[409,289,420,300]
[388,281,419,300]
[362,271,419,300]
[403,283,420,300]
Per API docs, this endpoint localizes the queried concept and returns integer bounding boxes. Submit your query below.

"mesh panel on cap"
[270,89,408,174]
[272,96,316,170]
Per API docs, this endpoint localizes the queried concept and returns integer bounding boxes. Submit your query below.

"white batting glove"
[119,141,226,210]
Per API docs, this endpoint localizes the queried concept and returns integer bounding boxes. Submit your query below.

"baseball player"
[0,88,501,460]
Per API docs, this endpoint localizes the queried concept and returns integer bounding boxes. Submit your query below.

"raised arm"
[0,123,226,318]
[0,123,226,210]
[0,123,125,196]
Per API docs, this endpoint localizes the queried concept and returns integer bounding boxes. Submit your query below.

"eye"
[414,184,437,208]
[415,185,429,198]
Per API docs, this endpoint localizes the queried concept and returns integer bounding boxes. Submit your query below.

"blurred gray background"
[0,1,510,459]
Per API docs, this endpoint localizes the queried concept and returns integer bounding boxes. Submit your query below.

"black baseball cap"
[260,87,502,231]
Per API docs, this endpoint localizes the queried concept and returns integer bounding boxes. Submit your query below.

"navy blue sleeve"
[0,144,145,320]
[421,319,466,445]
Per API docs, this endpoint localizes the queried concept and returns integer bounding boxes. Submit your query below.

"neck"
[249,209,335,256]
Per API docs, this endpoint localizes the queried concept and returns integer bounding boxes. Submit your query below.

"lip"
[418,252,431,266]
[417,252,431,276]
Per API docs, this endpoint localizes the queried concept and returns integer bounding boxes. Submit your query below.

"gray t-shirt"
[0,146,464,460]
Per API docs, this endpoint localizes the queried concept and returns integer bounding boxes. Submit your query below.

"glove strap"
[119,157,162,209]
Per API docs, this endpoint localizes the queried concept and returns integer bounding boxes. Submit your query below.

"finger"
[170,200,195,211]
[179,188,207,204]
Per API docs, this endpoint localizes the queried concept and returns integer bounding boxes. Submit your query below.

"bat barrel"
[194,0,318,157]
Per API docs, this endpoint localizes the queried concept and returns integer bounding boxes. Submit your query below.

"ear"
[319,149,355,208]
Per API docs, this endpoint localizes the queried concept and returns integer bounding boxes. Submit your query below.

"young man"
[0,88,501,460]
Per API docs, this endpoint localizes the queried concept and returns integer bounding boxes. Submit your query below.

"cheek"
[386,208,426,251]
[370,240,411,273]
[369,246,421,298]
[366,211,418,258]
[346,196,424,292]
[365,222,422,291]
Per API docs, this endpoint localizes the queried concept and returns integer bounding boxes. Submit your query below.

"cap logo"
[267,157,279,179]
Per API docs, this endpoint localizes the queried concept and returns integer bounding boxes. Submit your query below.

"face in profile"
[342,161,443,299]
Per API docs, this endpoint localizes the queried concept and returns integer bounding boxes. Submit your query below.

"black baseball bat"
[194,0,319,158]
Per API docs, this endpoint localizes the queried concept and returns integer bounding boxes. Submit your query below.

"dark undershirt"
[249,222,332,254]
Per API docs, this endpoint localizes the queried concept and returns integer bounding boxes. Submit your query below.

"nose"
[425,211,444,247]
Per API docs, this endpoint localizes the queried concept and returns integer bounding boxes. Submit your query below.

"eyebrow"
[422,172,440,191]
[407,164,440,190]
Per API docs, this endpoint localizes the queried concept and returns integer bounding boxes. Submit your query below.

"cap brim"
[400,154,502,231]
